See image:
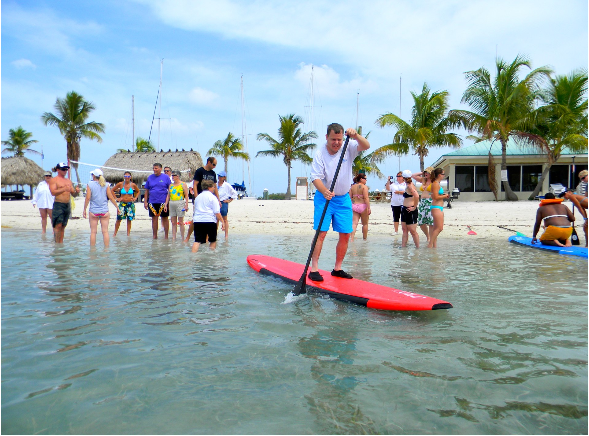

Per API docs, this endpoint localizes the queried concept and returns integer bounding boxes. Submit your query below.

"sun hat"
[44,171,52,176]
[402,169,412,178]
[56,162,70,170]
[90,168,103,177]
[218,171,227,177]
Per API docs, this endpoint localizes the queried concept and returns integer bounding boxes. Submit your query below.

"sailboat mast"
[241,75,253,196]
[132,95,135,152]
[158,59,163,152]
[399,75,402,172]
[356,91,359,129]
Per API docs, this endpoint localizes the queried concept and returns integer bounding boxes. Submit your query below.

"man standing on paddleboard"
[308,123,370,281]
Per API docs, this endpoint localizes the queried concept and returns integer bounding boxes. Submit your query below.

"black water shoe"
[308,271,324,282]
[331,269,353,279]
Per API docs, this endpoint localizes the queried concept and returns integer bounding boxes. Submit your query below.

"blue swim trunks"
[313,193,353,233]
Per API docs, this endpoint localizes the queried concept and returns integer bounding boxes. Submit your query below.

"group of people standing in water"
[34,158,237,249]
[349,166,449,248]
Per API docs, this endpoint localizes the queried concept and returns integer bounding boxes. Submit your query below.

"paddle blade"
[516,232,526,237]
[292,276,307,296]
[467,226,477,235]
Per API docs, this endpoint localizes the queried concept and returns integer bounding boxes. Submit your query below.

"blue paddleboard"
[508,235,588,259]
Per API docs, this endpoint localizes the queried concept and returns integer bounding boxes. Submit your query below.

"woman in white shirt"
[31,171,55,234]
[385,172,406,235]
[217,171,237,240]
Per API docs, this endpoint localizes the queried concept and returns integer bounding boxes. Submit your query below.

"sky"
[2,0,587,196]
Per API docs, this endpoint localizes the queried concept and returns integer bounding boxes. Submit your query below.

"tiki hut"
[101,150,203,185]
[1,156,46,196]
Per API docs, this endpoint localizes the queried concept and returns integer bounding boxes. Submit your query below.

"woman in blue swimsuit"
[113,171,140,236]
[429,168,450,248]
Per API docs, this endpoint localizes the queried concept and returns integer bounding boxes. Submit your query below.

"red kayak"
[247,255,452,311]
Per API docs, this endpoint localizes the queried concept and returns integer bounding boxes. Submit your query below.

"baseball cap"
[402,169,412,178]
[90,168,103,177]
[44,171,52,176]
[56,162,70,170]
[218,171,227,177]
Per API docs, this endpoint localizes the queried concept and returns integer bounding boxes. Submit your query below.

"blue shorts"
[220,202,229,217]
[313,193,353,233]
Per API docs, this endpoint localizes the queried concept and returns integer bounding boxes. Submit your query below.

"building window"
[549,165,570,188]
[455,166,474,192]
[501,166,521,192]
[522,165,543,191]
[474,166,491,192]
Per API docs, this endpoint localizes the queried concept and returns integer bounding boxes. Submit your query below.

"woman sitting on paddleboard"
[400,170,419,248]
[532,193,575,247]
[428,168,450,249]
[349,173,371,241]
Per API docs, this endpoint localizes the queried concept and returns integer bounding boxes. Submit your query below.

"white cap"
[90,168,103,177]
[402,169,412,178]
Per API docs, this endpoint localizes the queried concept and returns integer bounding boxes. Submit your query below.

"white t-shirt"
[386,181,406,206]
[31,180,55,209]
[218,181,237,202]
[310,140,360,196]
[192,190,220,223]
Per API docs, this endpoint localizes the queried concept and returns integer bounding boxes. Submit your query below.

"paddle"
[292,135,351,296]
[467,225,477,235]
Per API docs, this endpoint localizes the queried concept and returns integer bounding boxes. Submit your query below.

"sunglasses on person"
[164,169,171,173]
[124,175,131,178]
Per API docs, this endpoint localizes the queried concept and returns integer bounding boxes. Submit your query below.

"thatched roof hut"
[1,156,46,195]
[101,150,203,185]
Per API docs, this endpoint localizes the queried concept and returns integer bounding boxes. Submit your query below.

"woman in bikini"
[428,168,450,248]
[562,190,587,246]
[400,170,420,248]
[412,167,434,243]
[83,169,120,247]
[113,171,139,236]
[349,173,371,241]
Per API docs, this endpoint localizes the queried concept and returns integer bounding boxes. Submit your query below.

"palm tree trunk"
[528,163,552,200]
[224,156,228,175]
[501,139,518,201]
[286,163,292,200]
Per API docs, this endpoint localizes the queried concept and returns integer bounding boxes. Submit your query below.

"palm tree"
[207,132,250,175]
[375,83,461,172]
[449,55,552,201]
[350,127,384,178]
[257,114,317,199]
[41,91,105,185]
[527,69,588,199]
[135,137,156,152]
[2,126,41,157]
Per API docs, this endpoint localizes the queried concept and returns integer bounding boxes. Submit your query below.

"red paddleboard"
[247,255,452,311]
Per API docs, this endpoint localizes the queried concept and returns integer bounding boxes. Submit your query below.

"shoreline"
[1,198,543,240]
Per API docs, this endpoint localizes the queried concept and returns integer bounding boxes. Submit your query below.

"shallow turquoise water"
[1,230,587,434]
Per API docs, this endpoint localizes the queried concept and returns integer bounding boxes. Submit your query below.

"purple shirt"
[145,173,171,204]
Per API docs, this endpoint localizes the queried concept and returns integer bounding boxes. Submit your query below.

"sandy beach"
[1,197,545,240]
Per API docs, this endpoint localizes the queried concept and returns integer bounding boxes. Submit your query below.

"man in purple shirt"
[144,162,171,239]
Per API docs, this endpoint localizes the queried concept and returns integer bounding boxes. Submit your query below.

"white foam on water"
[282,291,307,304]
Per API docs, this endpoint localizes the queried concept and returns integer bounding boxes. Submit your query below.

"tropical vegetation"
[257,114,317,200]
[208,132,250,175]
[527,69,588,199]
[375,83,461,172]
[2,126,40,157]
[449,55,552,201]
[41,91,105,185]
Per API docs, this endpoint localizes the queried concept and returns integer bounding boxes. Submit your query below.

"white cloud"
[294,63,377,99]
[188,87,219,106]
[11,59,36,69]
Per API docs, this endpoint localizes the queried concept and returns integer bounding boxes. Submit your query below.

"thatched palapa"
[101,150,203,185]
[1,156,46,196]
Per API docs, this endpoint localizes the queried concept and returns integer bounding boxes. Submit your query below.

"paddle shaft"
[293,135,351,296]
